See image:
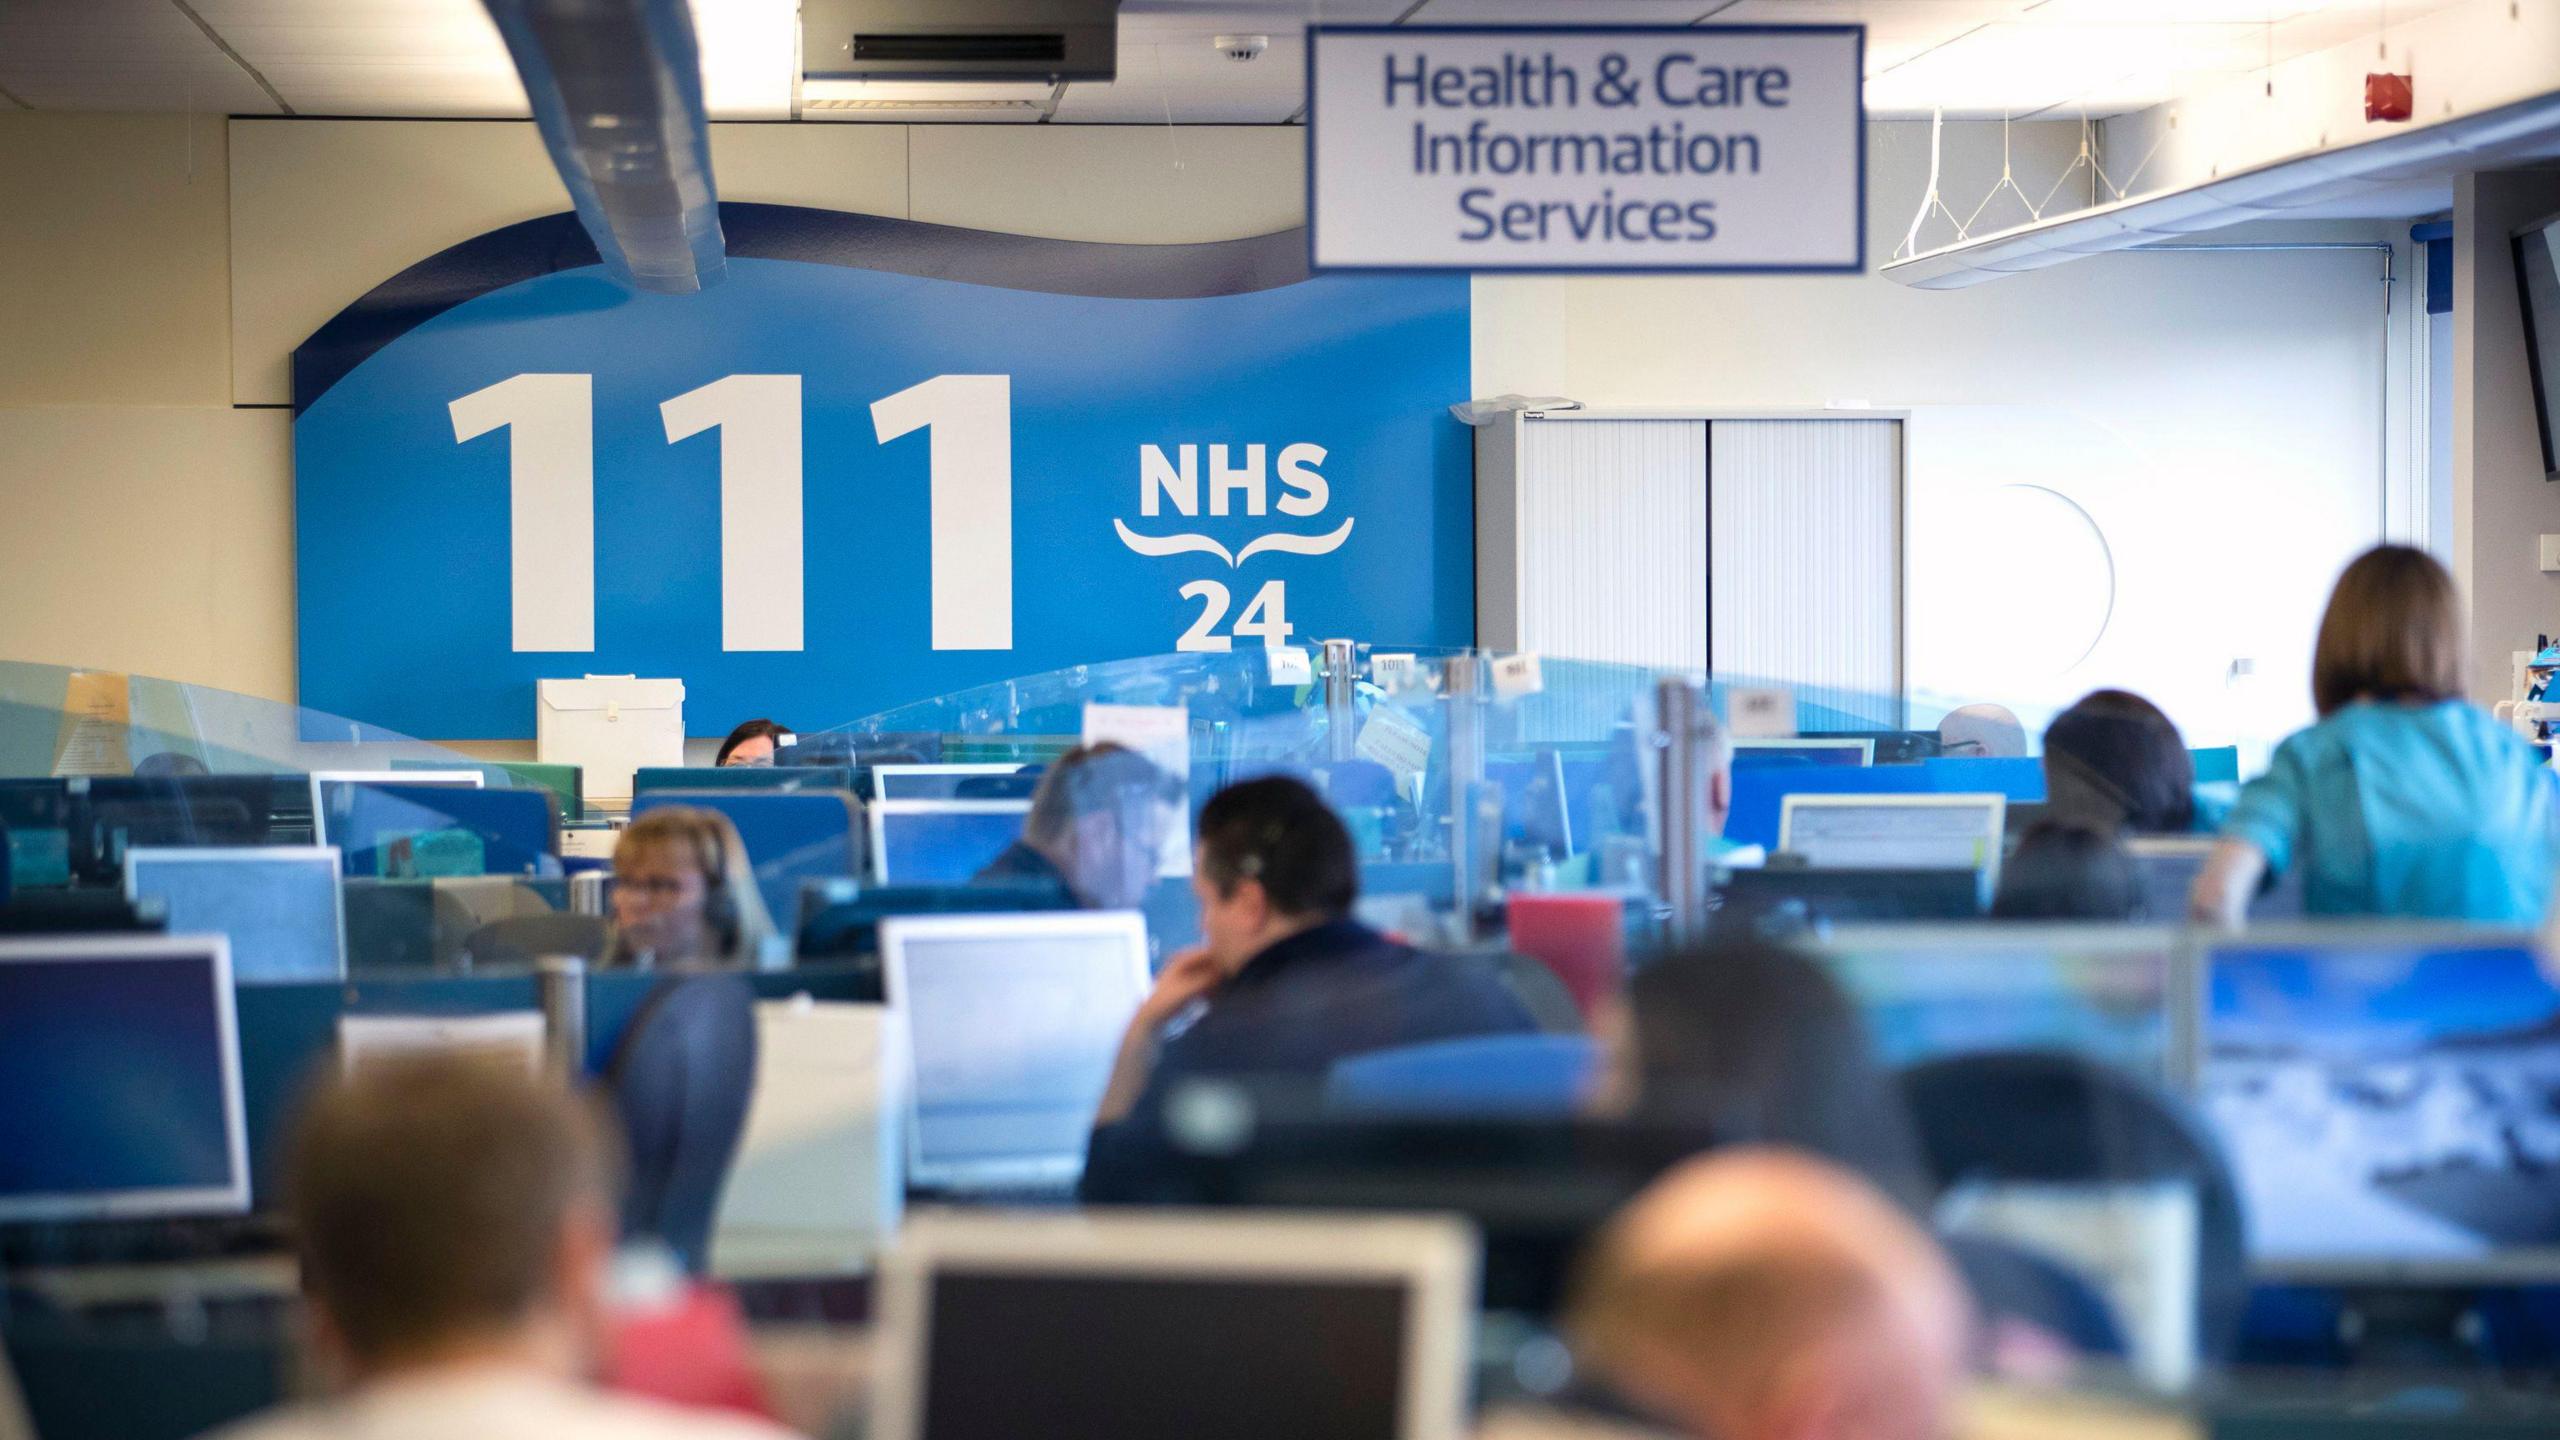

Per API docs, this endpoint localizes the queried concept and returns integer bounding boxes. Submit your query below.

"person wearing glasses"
[972,743,1184,911]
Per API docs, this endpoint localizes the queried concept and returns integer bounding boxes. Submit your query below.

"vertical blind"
[1708,419,1901,705]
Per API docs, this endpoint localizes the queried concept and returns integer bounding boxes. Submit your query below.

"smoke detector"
[1214,34,1268,62]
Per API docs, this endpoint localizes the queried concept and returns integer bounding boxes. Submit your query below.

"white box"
[536,676,684,804]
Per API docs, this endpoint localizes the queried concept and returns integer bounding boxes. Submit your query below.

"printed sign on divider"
[1310,25,1864,272]
[292,205,1473,740]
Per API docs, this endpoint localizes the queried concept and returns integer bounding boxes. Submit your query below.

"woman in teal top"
[2192,546,2558,925]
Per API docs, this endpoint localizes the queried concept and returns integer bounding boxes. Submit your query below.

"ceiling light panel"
[0,0,283,113]
[189,0,521,115]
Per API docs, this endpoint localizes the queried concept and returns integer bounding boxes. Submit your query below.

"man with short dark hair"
[204,1053,796,1440]
[973,742,1182,910]
[1080,776,1537,1201]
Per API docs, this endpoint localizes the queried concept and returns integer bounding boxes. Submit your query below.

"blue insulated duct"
[482,0,726,294]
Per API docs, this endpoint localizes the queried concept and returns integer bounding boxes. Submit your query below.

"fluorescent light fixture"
[799,77,1054,117]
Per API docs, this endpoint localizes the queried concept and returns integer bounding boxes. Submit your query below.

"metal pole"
[1323,638,1359,762]
[537,954,587,1082]
[1654,676,1708,943]
[1446,654,1489,941]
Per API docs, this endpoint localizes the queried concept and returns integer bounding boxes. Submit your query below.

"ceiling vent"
[801,0,1119,84]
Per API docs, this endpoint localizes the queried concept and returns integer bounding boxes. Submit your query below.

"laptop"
[869,1210,1476,1440]
[879,911,1150,1195]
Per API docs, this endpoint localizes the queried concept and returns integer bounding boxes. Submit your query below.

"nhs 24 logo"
[1114,441,1351,652]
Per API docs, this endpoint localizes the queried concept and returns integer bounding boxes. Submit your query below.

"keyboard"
[0,1213,289,1272]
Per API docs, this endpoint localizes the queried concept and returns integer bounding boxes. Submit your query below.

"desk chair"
[1327,1033,1599,1117]
[1942,1231,2128,1362]
[607,975,759,1275]
[1900,1049,2247,1366]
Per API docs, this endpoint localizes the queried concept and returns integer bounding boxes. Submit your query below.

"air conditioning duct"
[481,0,725,295]
[801,0,1120,84]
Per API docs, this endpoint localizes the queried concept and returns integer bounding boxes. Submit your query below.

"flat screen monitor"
[1732,738,1875,768]
[1779,794,2006,887]
[1809,924,2187,1082]
[72,776,288,882]
[2202,928,2560,1280]
[318,780,557,879]
[0,935,249,1222]
[881,911,1150,1192]
[124,846,347,983]
[309,770,484,853]
[872,764,1034,801]
[869,1211,1474,1440]
[869,801,1033,886]
[2515,209,2560,479]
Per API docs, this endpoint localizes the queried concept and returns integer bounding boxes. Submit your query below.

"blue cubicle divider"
[1725,765,1954,852]
[231,973,544,1208]
[631,790,861,933]
[580,963,878,1076]
[1917,756,2047,803]
[2189,746,2241,785]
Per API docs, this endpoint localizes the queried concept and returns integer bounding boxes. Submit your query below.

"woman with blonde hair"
[2192,545,2557,925]
[604,806,776,968]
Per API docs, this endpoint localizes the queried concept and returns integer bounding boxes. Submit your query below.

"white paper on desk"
[711,999,906,1279]
[1082,701,1193,878]
[339,1011,547,1077]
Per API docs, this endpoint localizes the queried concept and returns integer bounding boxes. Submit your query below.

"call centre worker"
[1080,775,1537,1201]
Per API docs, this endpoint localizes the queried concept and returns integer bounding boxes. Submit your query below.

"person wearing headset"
[714,718,792,768]
[603,807,776,968]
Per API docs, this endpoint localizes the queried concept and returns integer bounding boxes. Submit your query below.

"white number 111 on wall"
[449,372,1013,654]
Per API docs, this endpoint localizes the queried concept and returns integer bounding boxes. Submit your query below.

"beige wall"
[2453,169,2560,703]
[0,113,231,407]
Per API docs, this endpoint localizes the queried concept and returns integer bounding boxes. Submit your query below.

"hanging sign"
[1310,25,1864,272]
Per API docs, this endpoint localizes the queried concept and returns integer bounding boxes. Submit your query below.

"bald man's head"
[1566,1149,1971,1440]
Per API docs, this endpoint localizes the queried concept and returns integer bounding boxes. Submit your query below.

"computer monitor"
[1732,737,1875,768]
[1808,924,2189,1082]
[872,764,1034,801]
[631,765,858,798]
[880,911,1151,1192]
[309,770,484,853]
[869,1211,1475,1440]
[1711,866,1986,930]
[869,801,1033,886]
[2125,837,2304,923]
[2200,927,2560,1281]
[71,776,292,883]
[124,846,347,983]
[320,781,558,879]
[0,935,249,1222]
[1779,793,2007,887]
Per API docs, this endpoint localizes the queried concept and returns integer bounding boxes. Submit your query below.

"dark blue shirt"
[1081,919,1538,1202]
